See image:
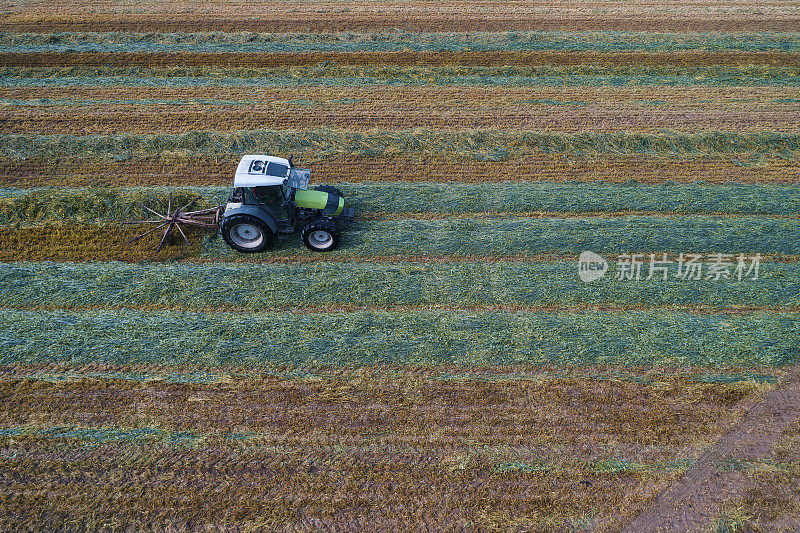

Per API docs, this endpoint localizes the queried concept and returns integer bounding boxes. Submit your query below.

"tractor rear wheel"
[221,214,274,253]
[301,217,340,252]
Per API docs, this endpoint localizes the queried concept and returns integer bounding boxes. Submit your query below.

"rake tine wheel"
[155,222,175,252]
[140,204,167,219]
[123,195,224,252]
[174,222,192,246]
[177,197,198,213]
[128,222,169,243]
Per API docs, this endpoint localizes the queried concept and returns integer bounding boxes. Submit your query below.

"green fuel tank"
[294,189,344,216]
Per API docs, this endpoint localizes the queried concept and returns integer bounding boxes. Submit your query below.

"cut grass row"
[3,1,799,33]
[0,438,664,531]
[4,86,798,133]
[4,31,800,53]
[5,84,799,104]
[0,363,782,386]
[0,366,765,443]
[1,308,797,367]
[2,260,798,310]
[3,182,800,224]
[4,156,799,187]
[4,65,800,88]
[198,215,799,257]
[5,51,800,69]
[3,130,800,162]
[0,215,797,262]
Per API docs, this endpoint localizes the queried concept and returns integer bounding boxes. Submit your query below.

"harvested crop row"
[0,362,782,386]
[5,31,800,54]
[0,366,768,442]
[198,215,800,257]
[5,51,800,69]
[3,182,800,225]
[3,130,799,163]
[2,260,798,311]
[5,65,800,88]
[1,307,796,367]
[0,366,771,530]
[0,224,204,262]
[0,438,677,530]
[4,86,799,134]
[4,108,795,135]
[3,2,799,33]
[4,156,799,187]
[0,215,796,262]
[5,85,799,104]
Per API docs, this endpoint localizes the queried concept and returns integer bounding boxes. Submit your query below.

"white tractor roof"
[233,155,291,187]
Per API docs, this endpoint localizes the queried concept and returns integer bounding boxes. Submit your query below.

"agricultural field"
[1,0,799,531]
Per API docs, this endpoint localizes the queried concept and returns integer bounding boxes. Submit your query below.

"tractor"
[220,154,354,252]
[127,154,355,253]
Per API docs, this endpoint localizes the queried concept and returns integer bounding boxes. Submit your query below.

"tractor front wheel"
[221,214,274,253]
[301,218,340,252]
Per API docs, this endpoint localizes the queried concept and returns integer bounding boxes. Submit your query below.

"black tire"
[301,217,340,252]
[314,185,344,198]
[220,214,275,253]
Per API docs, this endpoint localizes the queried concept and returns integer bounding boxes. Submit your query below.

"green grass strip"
[0,308,796,367]
[2,130,799,162]
[2,261,798,309]
[0,426,200,444]
[196,216,800,257]
[2,182,800,224]
[4,31,800,53]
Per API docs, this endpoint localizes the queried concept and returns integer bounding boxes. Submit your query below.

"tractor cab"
[230,155,295,223]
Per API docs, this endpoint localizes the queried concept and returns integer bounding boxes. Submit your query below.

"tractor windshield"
[242,186,289,220]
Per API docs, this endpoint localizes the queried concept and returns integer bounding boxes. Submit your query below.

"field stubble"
[0,365,781,529]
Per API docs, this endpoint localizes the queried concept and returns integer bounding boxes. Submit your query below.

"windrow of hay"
[0,215,797,261]
[4,85,799,134]
[4,155,800,187]
[4,64,800,87]
[3,130,800,162]
[3,31,800,53]
[0,307,797,367]
[1,182,799,225]
[2,260,798,310]
[197,215,800,256]
[3,0,800,33]
[4,51,800,69]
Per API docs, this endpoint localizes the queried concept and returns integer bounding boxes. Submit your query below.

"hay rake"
[124,193,223,251]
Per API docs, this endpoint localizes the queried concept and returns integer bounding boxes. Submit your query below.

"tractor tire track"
[618,367,800,533]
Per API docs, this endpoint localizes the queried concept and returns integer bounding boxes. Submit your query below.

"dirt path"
[619,367,800,532]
